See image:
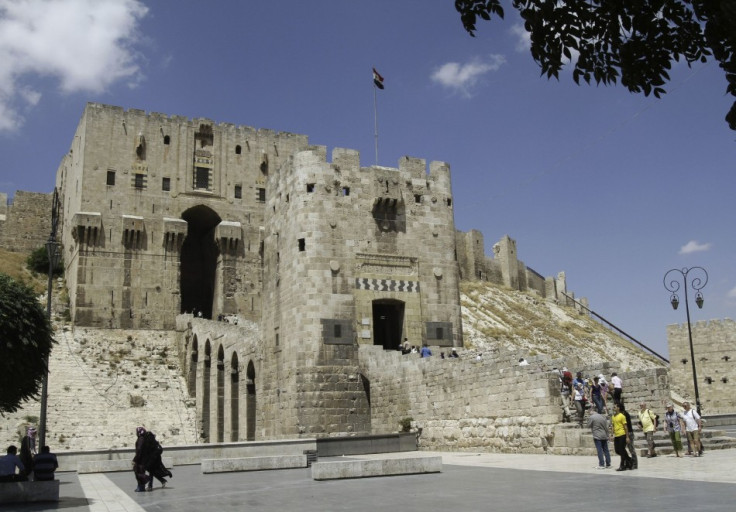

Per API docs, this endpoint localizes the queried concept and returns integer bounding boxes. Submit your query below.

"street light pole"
[39,188,60,450]
[663,266,708,417]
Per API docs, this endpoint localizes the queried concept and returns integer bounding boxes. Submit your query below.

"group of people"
[133,426,173,492]
[0,427,58,482]
[399,342,459,359]
[560,368,625,426]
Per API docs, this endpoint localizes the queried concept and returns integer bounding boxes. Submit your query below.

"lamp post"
[663,266,708,416]
[39,188,61,450]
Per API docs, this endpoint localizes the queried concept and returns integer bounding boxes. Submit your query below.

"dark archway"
[202,341,211,443]
[180,205,221,318]
[246,360,256,441]
[216,345,225,443]
[372,299,405,350]
[188,336,198,397]
[230,353,240,442]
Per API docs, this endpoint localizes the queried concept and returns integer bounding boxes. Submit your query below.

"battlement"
[667,318,736,332]
[84,102,308,142]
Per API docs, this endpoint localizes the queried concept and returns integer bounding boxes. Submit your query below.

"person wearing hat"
[662,403,685,457]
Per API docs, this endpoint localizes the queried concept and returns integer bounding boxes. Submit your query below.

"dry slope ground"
[460,281,664,371]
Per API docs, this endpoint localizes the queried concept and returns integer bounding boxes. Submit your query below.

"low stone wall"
[201,455,306,473]
[311,456,442,480]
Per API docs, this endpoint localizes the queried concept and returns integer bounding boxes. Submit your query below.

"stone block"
[0,480,60,503]
[201,455,306,473]
[77,457,173,473]
[311,456,441,480]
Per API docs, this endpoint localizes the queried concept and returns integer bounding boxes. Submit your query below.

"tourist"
[518,358,529,366]
[619,403,638,470]
[420,344,432,358]
[638,402,658,457]
[611,372,623,406]
[32,446,58,481]
[571,383,586,427]
[611,403,632,471]
[475,353,483,361]
[681,401,703,457]
[560,367,573,395]
[598,374,609,413]
[587,409,611,469]
[0,445,26,482]
[663,403,685,457]
[449,348,459,358]
[590,376,604,414]
[573,371,586,392]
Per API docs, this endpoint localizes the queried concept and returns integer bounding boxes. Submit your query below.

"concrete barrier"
[201,455,306,473]
[76,457,173,474]
[0,480,60,503]
[311,456,442,480]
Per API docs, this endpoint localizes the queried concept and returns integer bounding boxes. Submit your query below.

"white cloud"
[679,240,712,254]
[728,286,736,299]
[509,23,530,52]
[431,55,506,97]
[0,0,148,131]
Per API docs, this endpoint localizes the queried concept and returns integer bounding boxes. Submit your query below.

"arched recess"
[230,353,240,442]
[201,340,212,443]
[372,299,405,350]
[246,360,256,441]
[216,345,225,443]
[180,205,221,318]
[188,335,198,397]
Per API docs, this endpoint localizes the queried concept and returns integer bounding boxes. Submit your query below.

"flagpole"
[373,80,379,165]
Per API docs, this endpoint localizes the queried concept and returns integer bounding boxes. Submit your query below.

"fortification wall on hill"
[0,326,198,452]
[0,191,53,253]
[668,318,736,414]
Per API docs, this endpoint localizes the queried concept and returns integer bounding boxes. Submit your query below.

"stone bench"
[201,455,306,474]
[311,456,442,480]
[0,480,60,503]
[77,457,174,474]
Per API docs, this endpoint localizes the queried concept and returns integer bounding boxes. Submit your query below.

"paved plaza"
[7,449,735,512]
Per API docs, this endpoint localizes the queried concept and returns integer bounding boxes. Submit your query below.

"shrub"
[26,247,63,276]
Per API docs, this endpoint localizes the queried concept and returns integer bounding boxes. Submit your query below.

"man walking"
[587,409,611,469]
[638,402,658,458]
[682,401,703,456]
[611,372,623,406]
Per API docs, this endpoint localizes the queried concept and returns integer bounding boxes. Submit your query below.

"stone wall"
[668,319,736,414]
[0,190,53,253]
[0,326,198,452]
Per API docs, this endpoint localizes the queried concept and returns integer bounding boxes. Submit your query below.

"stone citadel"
[1,103,733,450]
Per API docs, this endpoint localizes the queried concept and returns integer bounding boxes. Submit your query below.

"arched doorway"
[180,205,221,318]
[246,360,256,441]
[188,336,198,397]
[372,299,405,350]
[230,353,240,441]
[216,345,225,443]
[201,341,211,442]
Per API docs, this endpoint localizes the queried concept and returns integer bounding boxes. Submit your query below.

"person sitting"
[32,446,59,481]
[0,445,27,482]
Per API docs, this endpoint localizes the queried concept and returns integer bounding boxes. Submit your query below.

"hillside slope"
[460,281,664,371]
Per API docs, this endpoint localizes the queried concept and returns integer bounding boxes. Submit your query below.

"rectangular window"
[162,177,170,191]
[414,194,421,204]
[306,183,315,193]
[194,167,209,190]
[107,170,116,186]
[134,174,145,189]
[257,188,266,202]
[298,238,305,252]
[342,187,350,196]
[234,185,242,199]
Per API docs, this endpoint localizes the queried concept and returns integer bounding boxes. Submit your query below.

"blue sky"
[0,0,734,359]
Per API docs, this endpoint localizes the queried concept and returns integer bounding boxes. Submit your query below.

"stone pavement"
[7,449,735,512]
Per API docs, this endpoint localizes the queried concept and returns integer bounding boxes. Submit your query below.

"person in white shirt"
[611,372,623,406]
[681,401,702,456]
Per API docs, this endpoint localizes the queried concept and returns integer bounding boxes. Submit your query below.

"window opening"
[298,238,305,252]
[234,185,242,199]
[162,177,170,191]
[414,194,421,204]
[194,167,209,190]
[257,188,266,202]
[307,183,315,193]
[342,187,350,196]
[235,145,242,155]
[164,135,170,145]
[134,173,145,189]
[107,170,116,186]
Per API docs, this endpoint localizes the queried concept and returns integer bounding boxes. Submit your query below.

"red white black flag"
[372,68,384,89]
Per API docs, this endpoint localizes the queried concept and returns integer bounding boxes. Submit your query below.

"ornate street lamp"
[39,188,60,449]
[663,266,708,416]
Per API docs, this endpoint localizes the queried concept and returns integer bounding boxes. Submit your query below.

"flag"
[372,68,384,89]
